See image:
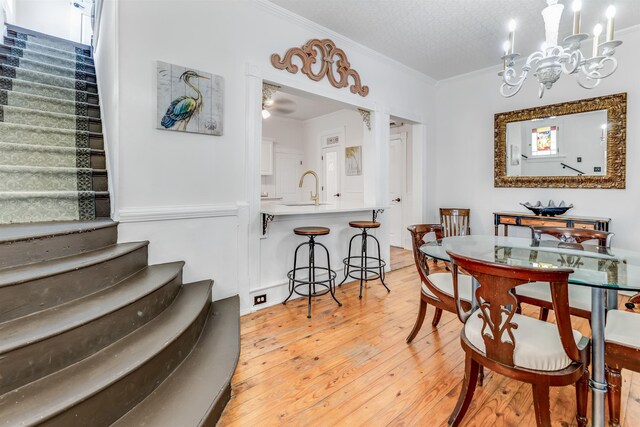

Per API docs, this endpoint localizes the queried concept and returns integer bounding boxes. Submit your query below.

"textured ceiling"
[269,0,640,80]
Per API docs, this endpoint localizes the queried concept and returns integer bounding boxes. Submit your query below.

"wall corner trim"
[118,203,239,223]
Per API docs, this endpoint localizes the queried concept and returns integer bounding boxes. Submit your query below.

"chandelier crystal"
[499,0,622,98]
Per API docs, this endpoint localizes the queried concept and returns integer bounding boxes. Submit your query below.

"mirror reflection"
[505,110,607,177]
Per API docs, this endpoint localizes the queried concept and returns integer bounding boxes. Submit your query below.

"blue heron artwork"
[156,61,224,136]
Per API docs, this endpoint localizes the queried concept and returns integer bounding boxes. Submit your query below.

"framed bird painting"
[156,61,224,136]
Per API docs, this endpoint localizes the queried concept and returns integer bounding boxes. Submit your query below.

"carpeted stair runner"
[0,24,108,223]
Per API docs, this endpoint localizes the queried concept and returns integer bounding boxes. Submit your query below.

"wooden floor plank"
[219,260,640,426]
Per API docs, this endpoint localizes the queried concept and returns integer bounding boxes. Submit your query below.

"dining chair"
[604,309,640,427]
[446,251,590,427]
[516,226,615,321]
[406,224,474,342]
[439,208,471,237]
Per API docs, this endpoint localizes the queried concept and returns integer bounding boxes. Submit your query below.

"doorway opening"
[388,116,419,271]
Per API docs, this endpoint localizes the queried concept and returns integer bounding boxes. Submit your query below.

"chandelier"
[500,0,622,98]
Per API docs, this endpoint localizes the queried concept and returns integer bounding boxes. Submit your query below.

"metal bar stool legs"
[284,227,340,318]
[339,221,389,298]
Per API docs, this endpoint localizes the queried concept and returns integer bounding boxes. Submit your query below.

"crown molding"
[253,0,438,87]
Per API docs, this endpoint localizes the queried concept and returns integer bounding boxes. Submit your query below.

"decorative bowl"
[520,200,573,217]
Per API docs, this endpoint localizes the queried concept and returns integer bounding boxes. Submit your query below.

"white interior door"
[321,147,341,203]
[275,152,303,202]
[389,134,406,247]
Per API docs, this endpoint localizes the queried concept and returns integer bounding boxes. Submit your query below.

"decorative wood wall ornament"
[262,83,280,108]
[271,39,370,97]
[358,108,371,130]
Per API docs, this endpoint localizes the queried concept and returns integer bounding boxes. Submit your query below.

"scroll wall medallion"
[271,39,369,97]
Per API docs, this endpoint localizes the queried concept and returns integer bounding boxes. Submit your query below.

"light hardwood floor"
[219,262,640,426]
[390,246,414,271]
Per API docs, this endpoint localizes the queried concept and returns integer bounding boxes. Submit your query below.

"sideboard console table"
[494,211,611,236]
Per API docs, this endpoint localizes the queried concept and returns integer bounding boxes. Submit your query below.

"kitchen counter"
[260,201,387,216]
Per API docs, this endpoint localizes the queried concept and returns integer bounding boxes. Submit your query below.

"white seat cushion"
[465,309,583,371]
[422,272,473,302]
[606,310,640,348]
[516,281,592,312]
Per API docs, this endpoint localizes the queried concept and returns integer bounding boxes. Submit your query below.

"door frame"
[389,132,408,248]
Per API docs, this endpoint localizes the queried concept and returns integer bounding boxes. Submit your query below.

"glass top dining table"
[420,235,640,292]
[420,235,640,427]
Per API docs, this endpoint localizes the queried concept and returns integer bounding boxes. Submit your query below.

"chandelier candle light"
[499,0,622,98]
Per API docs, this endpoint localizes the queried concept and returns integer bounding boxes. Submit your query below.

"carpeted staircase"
[0,24,107,223]
[0,25,240,426]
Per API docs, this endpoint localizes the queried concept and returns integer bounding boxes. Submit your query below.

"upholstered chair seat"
[465,310,584,371]
[605,309,640,347]
[422,273,473,302]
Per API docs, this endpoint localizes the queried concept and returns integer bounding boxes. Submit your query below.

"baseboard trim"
[118,203,239,223]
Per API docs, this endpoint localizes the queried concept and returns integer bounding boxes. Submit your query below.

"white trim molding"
[118,203,239,223]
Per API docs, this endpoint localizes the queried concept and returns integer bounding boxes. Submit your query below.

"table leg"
[590,287,607,427]
[471,277,479,311]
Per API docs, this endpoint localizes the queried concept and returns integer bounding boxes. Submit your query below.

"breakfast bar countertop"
[260,201,388,216]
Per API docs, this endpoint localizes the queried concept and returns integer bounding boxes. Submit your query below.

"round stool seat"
[294,226,330,236]
[349,221,380,229]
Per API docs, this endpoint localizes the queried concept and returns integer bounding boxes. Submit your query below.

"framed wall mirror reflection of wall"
[494,93,627,189]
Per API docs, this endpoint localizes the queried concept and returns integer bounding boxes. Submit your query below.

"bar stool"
[339,221,390,299]
[283,226,341,318]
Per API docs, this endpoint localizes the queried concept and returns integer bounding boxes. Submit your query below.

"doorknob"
[392,198,401,202]
[334,193,341,197]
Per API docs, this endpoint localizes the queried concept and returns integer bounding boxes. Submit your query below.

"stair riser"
[0,65,98,93]
[45,295,211,427]
[0,169,107,192]
[1,77,99,105]
[4,37,94,64]
[0,146,105,169]
[0,90,101,117]
[0,45,96,73]
[0,222,117,269]
[0,123,103,149]
[0,245,148,323]
[0,193,109,224]
[0,107,102,132]
[0,274,182,395]
[7,28,92,56]
[0,55,97,83]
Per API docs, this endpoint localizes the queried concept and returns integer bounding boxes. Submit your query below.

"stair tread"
[113,295,240,427]
[3,36,92,60]
[0,88,99,109]
[0,64,98,89]
[0,190,109,197]
[0,121,102,135]
[0,218,114,244]
[0,76,100,103]
[0,104,102,122]
[0,280,212,426]
[0,241,148,286]
[0,164,107,174]
[0,262,185,354]
[6,24,92,50]
[0,43,95,66]
[1,53,97,78]
[0,141,104,154]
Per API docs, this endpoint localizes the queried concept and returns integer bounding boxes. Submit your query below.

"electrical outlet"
[594,166,602,172]
[577,157,582,163]
[254,294,267,305]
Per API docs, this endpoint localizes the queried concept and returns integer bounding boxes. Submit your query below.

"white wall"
[0,0,15,29]
[14,0,82,41]
[261,115,304,197]
[302,109,365,203]
[100,0,436,313]
[434,26,640,249]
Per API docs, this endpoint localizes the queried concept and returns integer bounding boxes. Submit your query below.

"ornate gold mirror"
[494,93,626,189]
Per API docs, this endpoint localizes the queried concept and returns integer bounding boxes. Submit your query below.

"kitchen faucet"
[299,170,320,206]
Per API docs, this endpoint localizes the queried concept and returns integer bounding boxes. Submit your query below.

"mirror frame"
[494,92,627,189]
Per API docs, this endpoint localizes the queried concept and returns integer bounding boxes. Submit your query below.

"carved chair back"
[440,208,471,237]
[447,251,582,368]
[407,224,444,283]
[531,226,614,248]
